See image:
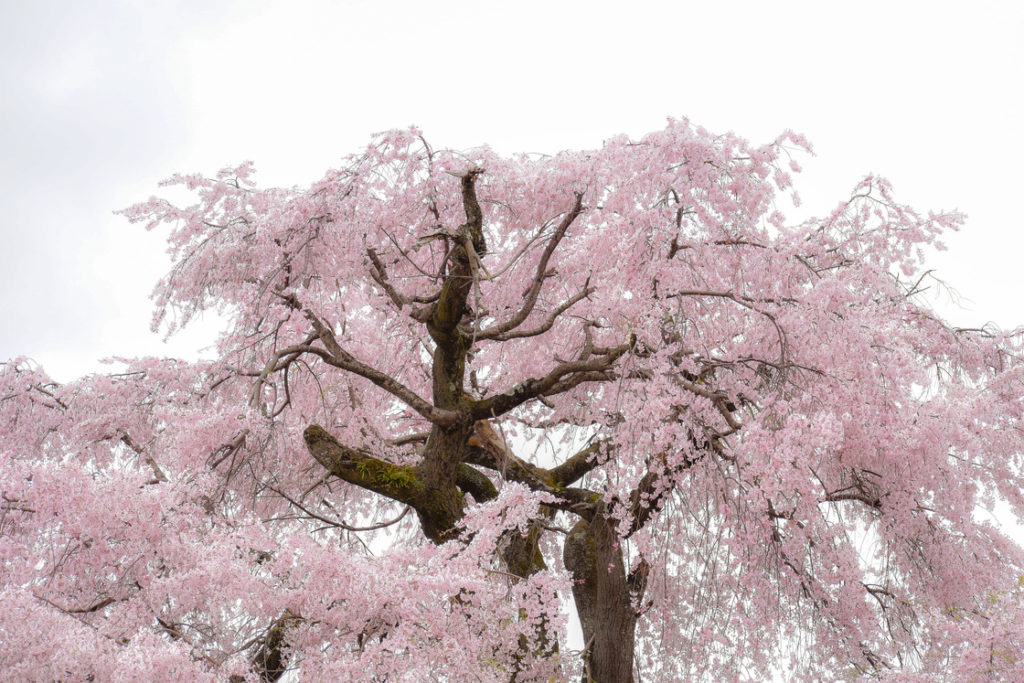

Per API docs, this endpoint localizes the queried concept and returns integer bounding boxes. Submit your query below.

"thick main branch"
[424,167,485,410]
[304,425,426,505]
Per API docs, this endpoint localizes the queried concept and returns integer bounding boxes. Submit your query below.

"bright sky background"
[2,0,1022,382]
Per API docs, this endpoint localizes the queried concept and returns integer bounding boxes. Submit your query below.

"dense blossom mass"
[2,120,1024,680]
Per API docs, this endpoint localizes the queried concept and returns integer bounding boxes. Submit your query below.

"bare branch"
[822,489,883,509]
[71,597,116,614]
[1,493,35,514]
[298,306,459,427]
[479,193,584,340]
[30,383,68,410]
[469,338,633,421]
[388,431,430,447]
[366,247,438,310]
[672,377,743,432]
[266,480,412,532]
[115,432,168,483]
[33,593,119,615]
[485,282,594,342]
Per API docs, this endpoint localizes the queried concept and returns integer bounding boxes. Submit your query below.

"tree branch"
[250,610,302,682]
[626,434,712,536]
[822,489,883,509]
[456,464,498,502]
[469,338,632,420]
[483,283,594,342]
[549,440,604,487]
[461,429,599,518]
[366,247,438,310]
[478,193,584,340]
[303,425,427,506]
[117,432,168,483]
[426,167,485,341]
[298,307,459,427]
[265,480,411,532]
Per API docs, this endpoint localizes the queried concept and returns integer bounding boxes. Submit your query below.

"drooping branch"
[33,592,127,635]
[669,288,790,372]
[208,429,249,471]
[264,480,412,532]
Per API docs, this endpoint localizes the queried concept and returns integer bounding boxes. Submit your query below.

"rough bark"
[564,514,640,683]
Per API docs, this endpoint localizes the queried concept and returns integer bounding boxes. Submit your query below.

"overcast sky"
[2,0,1022,382]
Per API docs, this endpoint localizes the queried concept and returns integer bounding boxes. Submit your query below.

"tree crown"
[3,120,1023,680]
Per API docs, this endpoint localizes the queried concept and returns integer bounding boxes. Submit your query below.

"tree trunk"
[563,514,638,683]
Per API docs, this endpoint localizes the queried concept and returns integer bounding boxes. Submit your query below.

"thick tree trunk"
[563,515,638,683]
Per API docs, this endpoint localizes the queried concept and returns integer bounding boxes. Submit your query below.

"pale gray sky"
[2,0,1022,381]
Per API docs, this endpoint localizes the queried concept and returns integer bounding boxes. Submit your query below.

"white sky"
[2,0,1022,382]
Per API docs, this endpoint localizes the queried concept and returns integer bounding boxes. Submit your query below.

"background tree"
[2,121,1023,681]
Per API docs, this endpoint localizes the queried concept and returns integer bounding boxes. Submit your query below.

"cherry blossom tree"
[3,120,1024,681]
